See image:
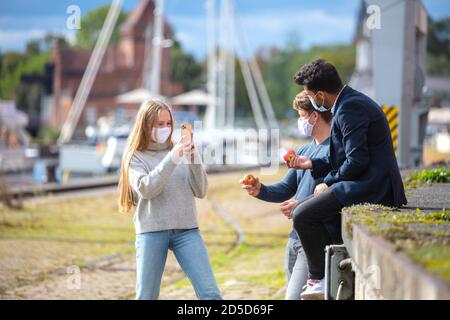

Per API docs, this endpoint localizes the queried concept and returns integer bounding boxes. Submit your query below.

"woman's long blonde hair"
[118,100,174,213]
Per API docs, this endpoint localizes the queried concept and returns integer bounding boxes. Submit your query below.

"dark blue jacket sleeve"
[323,103,370,186]
[256,145,307,203]
[257,168,298,203]
[311,154,332,179]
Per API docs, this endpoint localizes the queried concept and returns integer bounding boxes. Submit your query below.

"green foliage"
[75,5,127,49]
[427,17,450,57]
[427,17,450,76]
[408,167,450,184]
[0,52,24,100]
[231,38,356,119]
[263,42,356,119]
[26,40,41,56]
[30,127,61,145]
[170,39,203,92]
[427,53,450,76]
[0,50,50,101]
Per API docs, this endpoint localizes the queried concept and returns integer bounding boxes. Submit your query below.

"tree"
[0,39,50,101]
[26,40,41,56]
[75,5,127,49]
[0,52,25,100]
[43,34,70,51]
[428,17,450,57]
[170,39,203,92]
[427,17,450,75]
[263,38,355,119]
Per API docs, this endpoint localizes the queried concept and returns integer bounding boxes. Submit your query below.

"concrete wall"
[342,211,450,300]
[366,0,428,167]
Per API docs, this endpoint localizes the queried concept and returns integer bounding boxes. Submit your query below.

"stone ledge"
[342,201,450,300]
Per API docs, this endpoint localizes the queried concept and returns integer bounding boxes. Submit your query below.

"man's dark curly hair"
[293,59,343,94]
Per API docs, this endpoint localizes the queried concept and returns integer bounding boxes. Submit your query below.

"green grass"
[406,167,450,186]
[0,193,136,290]
[211,168,290,299]
[1,167,293,299]
[8,165,449,298]
[166,241,288,299]
[0,195,134,245]
[160,168,291,299]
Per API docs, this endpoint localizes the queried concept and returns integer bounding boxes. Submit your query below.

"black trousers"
[292,188,344,280]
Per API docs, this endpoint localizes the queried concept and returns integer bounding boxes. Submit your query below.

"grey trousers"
[284,237,308,300]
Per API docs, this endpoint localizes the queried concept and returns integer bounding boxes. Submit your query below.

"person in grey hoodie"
[118,99,221,300]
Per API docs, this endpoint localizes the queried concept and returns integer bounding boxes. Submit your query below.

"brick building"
[48,0,182,132]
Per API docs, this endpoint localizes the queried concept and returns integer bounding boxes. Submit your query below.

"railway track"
[4,164,267,200]
[5,175,118,199]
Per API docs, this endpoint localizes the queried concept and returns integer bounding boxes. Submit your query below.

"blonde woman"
[118,100,221,300]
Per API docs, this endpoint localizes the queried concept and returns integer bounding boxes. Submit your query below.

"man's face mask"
[307,92,328,113]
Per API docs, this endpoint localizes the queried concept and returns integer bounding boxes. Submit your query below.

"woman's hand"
[173,136,186,157]
[240,176,261,197]
[280,199,298,219]
[183,141,195,157]
[172,136,196,163]
[288,155,312,170]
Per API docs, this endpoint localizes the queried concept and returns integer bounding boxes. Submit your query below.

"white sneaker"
[300,279,325,300]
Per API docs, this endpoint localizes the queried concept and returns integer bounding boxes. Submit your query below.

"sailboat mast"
[149,0,164,96]
[205,0,217,130]
[226,0,235,128]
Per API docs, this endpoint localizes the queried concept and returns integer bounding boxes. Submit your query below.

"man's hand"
[288,155,312,170]
[280,199,298,219]
[240,175,261,197]
[314,183,328,196]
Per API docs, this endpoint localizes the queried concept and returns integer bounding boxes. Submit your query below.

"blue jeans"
[135,228,222,300]
[284,237,308,300]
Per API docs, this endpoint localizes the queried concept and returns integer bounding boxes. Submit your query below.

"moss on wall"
[344,204,450,286]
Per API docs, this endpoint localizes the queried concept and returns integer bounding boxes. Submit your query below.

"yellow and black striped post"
[382,105,399,156]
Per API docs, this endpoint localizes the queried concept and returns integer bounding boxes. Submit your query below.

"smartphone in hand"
[181,123,193,145]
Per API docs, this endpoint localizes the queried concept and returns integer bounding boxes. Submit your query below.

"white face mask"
[297,113,315,137]
[307,94,328,113]
[151,127,171,144]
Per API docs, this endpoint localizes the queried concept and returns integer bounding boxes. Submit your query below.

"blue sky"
[0,0,449,59]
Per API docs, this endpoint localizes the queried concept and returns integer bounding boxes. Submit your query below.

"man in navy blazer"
[288,59,407,299]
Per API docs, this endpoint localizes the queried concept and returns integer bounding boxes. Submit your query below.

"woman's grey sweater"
[128,143,208,234]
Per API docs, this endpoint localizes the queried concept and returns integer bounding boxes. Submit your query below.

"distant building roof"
[170,90,212,106]
[425,76,450,94]
[428,107,450,124]
[116,88,167,104]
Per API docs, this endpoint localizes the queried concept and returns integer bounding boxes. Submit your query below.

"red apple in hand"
[283,149,296,163]
[241,174,257,186]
